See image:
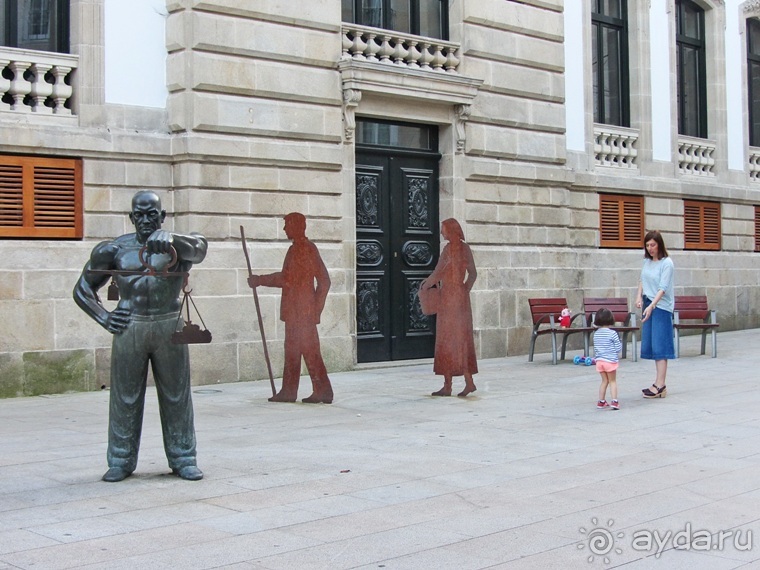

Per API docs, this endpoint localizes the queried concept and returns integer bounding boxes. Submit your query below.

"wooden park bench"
[583,297,639,362]
[528,298,593,364]
[673,295,719,358]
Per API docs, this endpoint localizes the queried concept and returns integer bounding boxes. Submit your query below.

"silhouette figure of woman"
[420,218,478,397]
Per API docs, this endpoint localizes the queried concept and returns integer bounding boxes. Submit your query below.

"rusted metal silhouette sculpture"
[246,213,334,403]
[73,190,207,482]
[419,218,478,397]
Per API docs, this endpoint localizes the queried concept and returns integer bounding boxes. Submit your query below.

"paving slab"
[1,329,759,569]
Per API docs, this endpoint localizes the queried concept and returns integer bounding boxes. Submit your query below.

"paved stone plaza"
[1,329,759,569]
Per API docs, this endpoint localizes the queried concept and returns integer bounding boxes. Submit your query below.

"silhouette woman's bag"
[418,285,439,316]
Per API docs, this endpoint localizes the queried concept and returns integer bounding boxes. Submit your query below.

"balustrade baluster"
[365,33,380,62]
[50,66,73,114]
[350,31,368,59]
[418,42,433,69]
[431,45,446,71]
[30,63,54,114]
[392,38,408,66]
[750,153,760,180]
[445,47,459,72]
[0,59,11,111]
[8,61,32,111]
[341,31,353,60]
[377,35,393,64]
[405,41,421,68]
[601,134,611,166]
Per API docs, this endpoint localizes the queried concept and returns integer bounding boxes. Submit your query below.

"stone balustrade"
[678,136,716,176]
[341,24,460,73]
[0,47,77,115]
[749,147,760,182]
[593,124,638,168]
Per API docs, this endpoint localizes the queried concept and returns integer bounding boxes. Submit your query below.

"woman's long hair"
[442,218,465,243]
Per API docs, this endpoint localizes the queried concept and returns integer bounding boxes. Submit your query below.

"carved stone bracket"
[454,104,471,154]
[745,0,760,14]
[342,88,362,142]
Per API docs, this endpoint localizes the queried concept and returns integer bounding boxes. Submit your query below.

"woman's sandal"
[642,385,667,399]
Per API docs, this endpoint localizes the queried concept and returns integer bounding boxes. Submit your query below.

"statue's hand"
[247,275,260,288]
[146,230,174,255]
[105,307,132,334]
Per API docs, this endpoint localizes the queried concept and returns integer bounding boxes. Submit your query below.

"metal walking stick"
[240,226,277,397]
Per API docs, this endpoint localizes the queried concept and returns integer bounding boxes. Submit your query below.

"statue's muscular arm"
[145,230,207,264]
[73,240,132,334]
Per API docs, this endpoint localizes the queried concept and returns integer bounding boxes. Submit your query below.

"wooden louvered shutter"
[684,199,721,251]
[599,194,644,248]
[0,156,83,238]
[755,206,760,252]
[0,163,24,229]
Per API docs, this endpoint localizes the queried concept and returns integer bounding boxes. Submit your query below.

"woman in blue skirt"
[636,230,675,398]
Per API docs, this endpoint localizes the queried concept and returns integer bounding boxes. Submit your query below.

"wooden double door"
[355,145,440,363]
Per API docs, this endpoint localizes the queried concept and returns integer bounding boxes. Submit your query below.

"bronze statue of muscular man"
[73,190,207,482]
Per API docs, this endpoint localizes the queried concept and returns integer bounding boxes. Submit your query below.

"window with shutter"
[683,199,720,251]
[0,155,83,238]
[755,206,760,252]
[599,193,644,248]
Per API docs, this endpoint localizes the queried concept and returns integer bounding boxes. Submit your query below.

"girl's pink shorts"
[595,360,619,373]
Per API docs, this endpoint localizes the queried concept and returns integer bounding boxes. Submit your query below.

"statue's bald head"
[132,190,161,211]
[130,190,166,241]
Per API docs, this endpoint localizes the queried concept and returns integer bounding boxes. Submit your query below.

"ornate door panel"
[356,151,439,363]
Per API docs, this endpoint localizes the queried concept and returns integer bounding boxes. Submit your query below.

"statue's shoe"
[302,393,333,404]
[173,465,203,481]
[268,392,297,402]
[102,467,132,482]
[457,386,477,397]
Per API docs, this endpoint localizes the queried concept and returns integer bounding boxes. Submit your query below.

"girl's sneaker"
[610,400,620,410]
[597,400,609,409]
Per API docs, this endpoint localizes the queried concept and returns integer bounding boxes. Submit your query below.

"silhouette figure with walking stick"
[247,213,334,403]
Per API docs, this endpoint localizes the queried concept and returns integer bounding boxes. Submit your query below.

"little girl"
[593,308,623,410]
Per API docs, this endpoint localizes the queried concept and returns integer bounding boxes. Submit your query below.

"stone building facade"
[0,0,758,397]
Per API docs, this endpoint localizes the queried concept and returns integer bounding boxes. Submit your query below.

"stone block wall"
[1,0,759,397]
[160,0,355,390]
